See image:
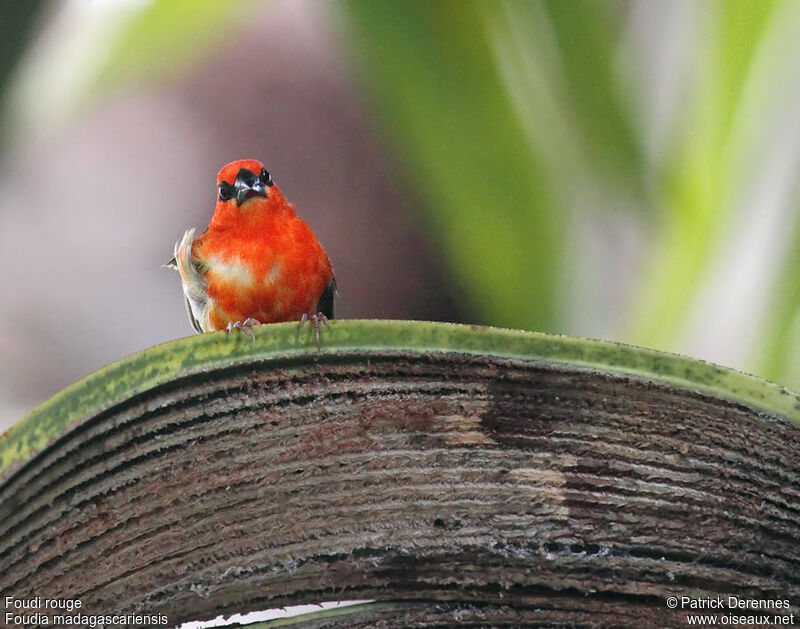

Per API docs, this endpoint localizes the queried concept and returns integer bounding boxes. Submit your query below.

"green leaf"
[3,320,798,476]
[0,0,46,145]
[0,1,44,96]
[629,0,781,350]
[759,218,800,387]
[537,0,643,188]
[342,0,563,331]
[93,0,255,89]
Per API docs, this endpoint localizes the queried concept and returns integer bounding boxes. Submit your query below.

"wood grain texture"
[0,322,798,627]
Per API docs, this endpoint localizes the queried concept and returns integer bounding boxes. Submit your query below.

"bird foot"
[299,312,330,348]
[226,317,261,341]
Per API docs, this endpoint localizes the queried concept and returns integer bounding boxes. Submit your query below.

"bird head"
[216,159,274,208]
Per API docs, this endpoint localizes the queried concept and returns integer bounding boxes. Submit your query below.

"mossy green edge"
[2,320,799,477]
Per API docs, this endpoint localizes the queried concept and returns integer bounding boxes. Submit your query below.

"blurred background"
[1,0,799,431]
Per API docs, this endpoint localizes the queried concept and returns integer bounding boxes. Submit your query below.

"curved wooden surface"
[0,321,798,627]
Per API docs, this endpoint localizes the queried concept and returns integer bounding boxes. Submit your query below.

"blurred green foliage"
[0,1,43,89]
[761,219,800,385]
[630,0,782,348]
[537,0,643,188]
[3,0,799,389]
[343,0,800,389]
[0,0,45,142]
[343,1,563,331]
[93,0,254,89]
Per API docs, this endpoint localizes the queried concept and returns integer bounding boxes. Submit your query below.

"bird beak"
[234,171,267,206]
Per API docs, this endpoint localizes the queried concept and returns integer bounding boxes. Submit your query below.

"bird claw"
[299,312,330,348]
[226,317,261,341]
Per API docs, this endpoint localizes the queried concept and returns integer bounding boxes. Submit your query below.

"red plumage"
[169,159,335,334]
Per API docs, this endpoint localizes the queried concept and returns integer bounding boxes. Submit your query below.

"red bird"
[167,159,335,337]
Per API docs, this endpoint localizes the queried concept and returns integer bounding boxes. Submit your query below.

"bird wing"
[183,295,204,333]
[316,276,337,319]
[174,228,208,333]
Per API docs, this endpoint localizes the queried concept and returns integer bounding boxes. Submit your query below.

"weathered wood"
[0,322,798,627]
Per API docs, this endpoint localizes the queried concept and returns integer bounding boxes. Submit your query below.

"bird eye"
[218,182,233,201]
[260,168,273,187]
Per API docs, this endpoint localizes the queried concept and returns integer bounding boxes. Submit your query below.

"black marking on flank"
[317,277,337,320]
